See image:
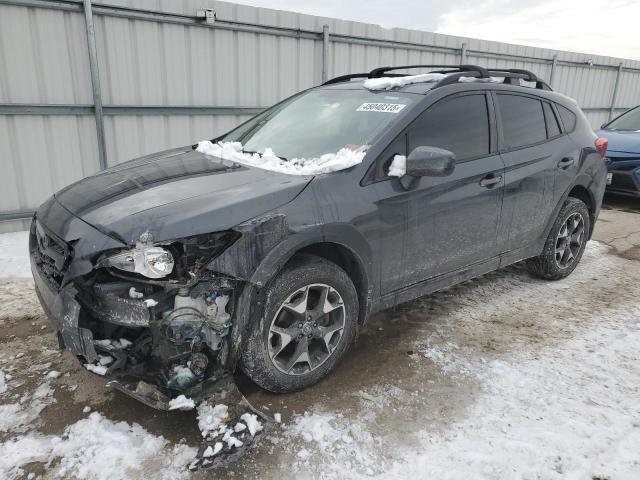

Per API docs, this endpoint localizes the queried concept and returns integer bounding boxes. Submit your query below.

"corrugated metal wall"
[1,0,640,233]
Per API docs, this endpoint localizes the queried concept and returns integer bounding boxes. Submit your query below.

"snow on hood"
[196,141,367,175]
[363,73,446,91]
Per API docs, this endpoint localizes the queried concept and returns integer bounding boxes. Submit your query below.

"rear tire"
[526,197,590,280]
[241,255,358,393]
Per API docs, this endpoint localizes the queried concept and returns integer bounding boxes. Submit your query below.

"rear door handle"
[479,174,503,188]
[558,157,574,169]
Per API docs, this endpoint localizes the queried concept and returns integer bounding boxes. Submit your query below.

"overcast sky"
[233,0,640,61]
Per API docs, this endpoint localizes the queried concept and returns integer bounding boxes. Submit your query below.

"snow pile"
[168,395,195,411]
[0,412,196,480]
[0,231,31,279]
[196,141,367,175]
[239,413,263,437]
[94,338,132,350]
[46,370,61,379]
[363,73,446,91]
[83,363,107,376]
[197,403,229,438]
[387,154,406,177]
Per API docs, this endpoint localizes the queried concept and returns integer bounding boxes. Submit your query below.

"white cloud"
[232,0,639,60]
[435,0,640,60]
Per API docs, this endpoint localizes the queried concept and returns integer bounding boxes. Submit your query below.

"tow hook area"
[106,376,273,469]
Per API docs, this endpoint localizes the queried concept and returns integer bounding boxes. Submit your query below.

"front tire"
[526,197,590,280]
[241,255,358,393]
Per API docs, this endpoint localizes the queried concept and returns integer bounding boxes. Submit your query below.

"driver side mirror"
[405,146,456,177]
[397,146,455,190]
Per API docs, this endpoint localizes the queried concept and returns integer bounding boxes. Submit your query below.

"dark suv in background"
[30,65,608,409]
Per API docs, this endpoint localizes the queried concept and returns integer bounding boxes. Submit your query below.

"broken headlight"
[102,246,175,279]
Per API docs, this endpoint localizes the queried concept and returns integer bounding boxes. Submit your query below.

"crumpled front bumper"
[31,261,100,364]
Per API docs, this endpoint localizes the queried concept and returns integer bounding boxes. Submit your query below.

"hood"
[54,147,312,244]
[596,129,640,155]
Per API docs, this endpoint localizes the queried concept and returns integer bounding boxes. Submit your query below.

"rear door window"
[497,94,547,149]
[408,93,490,161]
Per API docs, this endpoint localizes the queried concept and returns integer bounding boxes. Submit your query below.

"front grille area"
[30,220,72,291]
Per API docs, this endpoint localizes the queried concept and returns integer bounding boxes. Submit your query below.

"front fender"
[210,217,375,369]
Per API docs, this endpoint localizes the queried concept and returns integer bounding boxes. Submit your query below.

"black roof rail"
[434,69,552,91]
[487,69,552,90]
[367,64,490,79]
[321,65,552,91]
[321,73,369,86]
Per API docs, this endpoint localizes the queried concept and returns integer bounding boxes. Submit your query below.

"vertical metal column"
[549,54,558,88]
[322,24,330,83]
[608,62,623,121]
[82,0,108,170]
[460,42,467,64]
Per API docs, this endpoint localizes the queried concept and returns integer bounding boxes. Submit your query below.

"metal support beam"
[549,54,558,88]
[82,0,107,170]
[608,62,623,121]
[322,24,330,83]
[0,210,34,222]
[0,104,264,116]
[460,43,467,64]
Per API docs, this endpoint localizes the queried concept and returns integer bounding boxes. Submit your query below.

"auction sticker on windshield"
[356,103,407,113]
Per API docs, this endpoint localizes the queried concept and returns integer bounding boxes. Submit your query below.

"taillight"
[595,137,608,158]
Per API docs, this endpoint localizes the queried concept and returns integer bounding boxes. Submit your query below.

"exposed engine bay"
[62,231,246,408]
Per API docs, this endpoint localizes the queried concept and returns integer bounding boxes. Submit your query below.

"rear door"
[371,91,505,293]
[494,92,564,252]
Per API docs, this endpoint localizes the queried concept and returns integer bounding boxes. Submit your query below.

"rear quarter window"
[556,104,577,132]
[543,102,562,138]
[497,94,547,149]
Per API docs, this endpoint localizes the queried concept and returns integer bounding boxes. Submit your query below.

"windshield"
[221,89,415,160]
[605,106,640,131]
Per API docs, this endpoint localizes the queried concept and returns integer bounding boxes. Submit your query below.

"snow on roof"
[458,76,504,83]
[196,141,366,175]
[363,73,446,91]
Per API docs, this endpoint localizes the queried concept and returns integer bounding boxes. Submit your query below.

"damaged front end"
[30,217,246,411]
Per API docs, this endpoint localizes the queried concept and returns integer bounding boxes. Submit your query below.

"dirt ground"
[1,194,639,479]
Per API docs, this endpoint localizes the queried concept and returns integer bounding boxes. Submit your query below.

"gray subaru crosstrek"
[30,65,608,410]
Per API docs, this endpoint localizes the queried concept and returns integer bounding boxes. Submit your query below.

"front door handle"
[479,174,502,188]
[558,157,574,169]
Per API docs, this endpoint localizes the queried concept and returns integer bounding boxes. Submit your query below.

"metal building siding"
[1,0,640,232]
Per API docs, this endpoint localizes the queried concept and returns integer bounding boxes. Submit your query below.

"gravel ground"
[1,202,639,479]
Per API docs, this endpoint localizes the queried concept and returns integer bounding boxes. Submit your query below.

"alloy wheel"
[555,212,585,269]
[268,283,345,375]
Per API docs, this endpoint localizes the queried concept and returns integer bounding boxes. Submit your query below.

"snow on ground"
[196,141,366,175]
[0,231,31,279]
[279,242,640,479]
[0,412,196,480]
[0,229,639,479]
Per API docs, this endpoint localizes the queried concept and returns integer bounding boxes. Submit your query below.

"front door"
[372,91,505,294]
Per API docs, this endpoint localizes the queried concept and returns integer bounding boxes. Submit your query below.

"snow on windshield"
[363,73,446,91]
[196,141,367,175]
